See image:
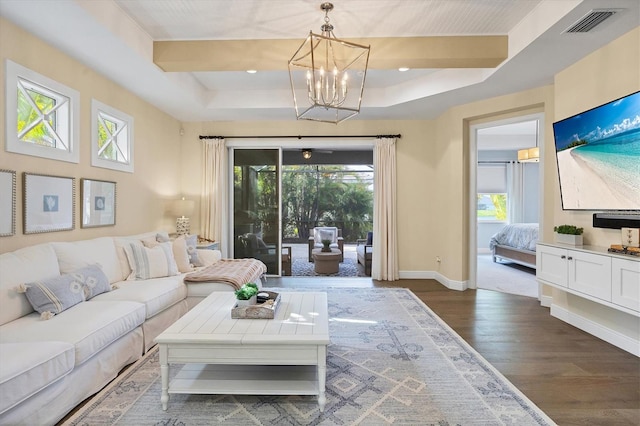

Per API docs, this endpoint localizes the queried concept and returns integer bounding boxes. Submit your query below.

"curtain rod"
[478,160,514,164]
[198,134,401,140]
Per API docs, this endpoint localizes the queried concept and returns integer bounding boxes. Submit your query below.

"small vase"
[236,295,257,307]
[321,244,331,252]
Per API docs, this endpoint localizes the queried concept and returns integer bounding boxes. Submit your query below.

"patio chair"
[236,233,277,271]
[308,227,344,262]
[356,231,372,276]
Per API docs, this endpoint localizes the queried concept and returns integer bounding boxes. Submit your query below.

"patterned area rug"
[63,288,555,425]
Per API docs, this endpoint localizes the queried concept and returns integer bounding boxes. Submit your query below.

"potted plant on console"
[235,283,259,306]
[321,239,332,252]
[554,224,584,246]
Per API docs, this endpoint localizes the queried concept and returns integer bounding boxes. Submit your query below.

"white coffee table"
[154,291,330,411]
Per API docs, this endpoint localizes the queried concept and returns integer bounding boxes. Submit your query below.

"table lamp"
[173,197,195,236]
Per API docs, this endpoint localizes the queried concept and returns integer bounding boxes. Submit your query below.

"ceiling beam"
[153,35,508,72]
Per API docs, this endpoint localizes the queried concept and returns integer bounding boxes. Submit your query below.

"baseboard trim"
[550,304,640,356]
[398,270,434,280]
[398,270,467,291]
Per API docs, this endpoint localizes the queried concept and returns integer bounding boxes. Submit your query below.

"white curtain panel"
[201,139,226,249]
[506,161,524,223]
[372,137,399,281]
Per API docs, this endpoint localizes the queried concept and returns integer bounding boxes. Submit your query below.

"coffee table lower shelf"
[168,363,321,396]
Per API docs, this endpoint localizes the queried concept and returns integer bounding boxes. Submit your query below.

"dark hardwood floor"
[269,277,640,426]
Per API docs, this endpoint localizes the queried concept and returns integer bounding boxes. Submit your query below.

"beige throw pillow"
[172,236,193,273]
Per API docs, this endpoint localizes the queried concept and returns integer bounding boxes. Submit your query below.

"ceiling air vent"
[565,9,619,33]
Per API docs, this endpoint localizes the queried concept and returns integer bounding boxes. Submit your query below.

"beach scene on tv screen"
[554,91,640,210]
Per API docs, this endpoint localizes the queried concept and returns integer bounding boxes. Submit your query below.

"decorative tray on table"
[231,291,281,319]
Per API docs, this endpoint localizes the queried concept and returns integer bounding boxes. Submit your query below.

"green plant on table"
[235,283,259,300]
[553,225,584,235]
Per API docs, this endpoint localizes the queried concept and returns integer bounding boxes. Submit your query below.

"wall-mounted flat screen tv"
[552,91,640,211]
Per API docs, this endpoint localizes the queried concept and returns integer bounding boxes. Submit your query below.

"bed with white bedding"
[489,223,538,269]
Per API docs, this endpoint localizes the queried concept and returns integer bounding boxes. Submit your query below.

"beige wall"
[431,88,553,282]
[0,18,183,253]
[552,27,640,246]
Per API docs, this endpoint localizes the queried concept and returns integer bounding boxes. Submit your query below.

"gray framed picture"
[81,178,116,228]
[0,170,16,236]
[23,173,75,234]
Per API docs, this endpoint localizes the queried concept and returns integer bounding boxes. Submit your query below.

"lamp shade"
[171,197,195,218]
[517,147,539,163]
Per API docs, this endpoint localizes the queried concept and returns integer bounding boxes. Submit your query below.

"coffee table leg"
[317,346,327,412]
[160,345,169,410]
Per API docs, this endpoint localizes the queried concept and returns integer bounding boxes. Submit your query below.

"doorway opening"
[470,114,543,298]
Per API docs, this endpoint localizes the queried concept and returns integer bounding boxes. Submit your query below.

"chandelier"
[288,2,370,123]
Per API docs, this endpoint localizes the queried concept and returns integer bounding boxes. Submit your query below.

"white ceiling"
[1,0,638,123]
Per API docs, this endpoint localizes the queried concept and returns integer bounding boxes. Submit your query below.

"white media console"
[536,242,639,355]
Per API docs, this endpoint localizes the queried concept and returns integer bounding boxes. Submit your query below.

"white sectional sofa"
[0,231,263,426]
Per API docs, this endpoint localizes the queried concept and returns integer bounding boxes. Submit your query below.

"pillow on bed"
[124,241,178,280]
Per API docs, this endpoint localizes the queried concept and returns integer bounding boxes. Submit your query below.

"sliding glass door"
[232,149,280,275]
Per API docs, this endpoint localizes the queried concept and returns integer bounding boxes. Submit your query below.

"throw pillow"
[185,234,204,267]
[317,228,336,244]
[141,236,160,248]
[172,235,193,273]
[366,231,373,246]
[156,232,170,243]
[74,264,112,299]
[18,270,87,319]
[124,241,179,280]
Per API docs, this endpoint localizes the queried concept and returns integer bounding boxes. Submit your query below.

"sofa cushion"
[52,238,121,284]
[356,244,373,260]
[0,243,60,326]
[0,301,145,366]
[92,276,187,319]
[0,341,74,414]
[314,227,338,244]
[124,242,178,280]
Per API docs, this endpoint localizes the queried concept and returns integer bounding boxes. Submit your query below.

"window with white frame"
[477,164,508,222]
[5,60,79,163]
[91,99,134,173]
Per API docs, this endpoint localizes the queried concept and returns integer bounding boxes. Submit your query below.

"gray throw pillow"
[185,235,204,267]
[76,264,112,299]
[20,264,111,319]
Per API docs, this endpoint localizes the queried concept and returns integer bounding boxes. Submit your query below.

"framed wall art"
[81,178,116,228]
[0,170,16,236]
[23,173,75,234]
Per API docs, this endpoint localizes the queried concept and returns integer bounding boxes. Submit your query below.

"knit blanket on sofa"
[183,259,267,290]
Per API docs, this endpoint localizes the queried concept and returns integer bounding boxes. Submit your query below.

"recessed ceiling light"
[398,67,410,72]
[246,69,257,74]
